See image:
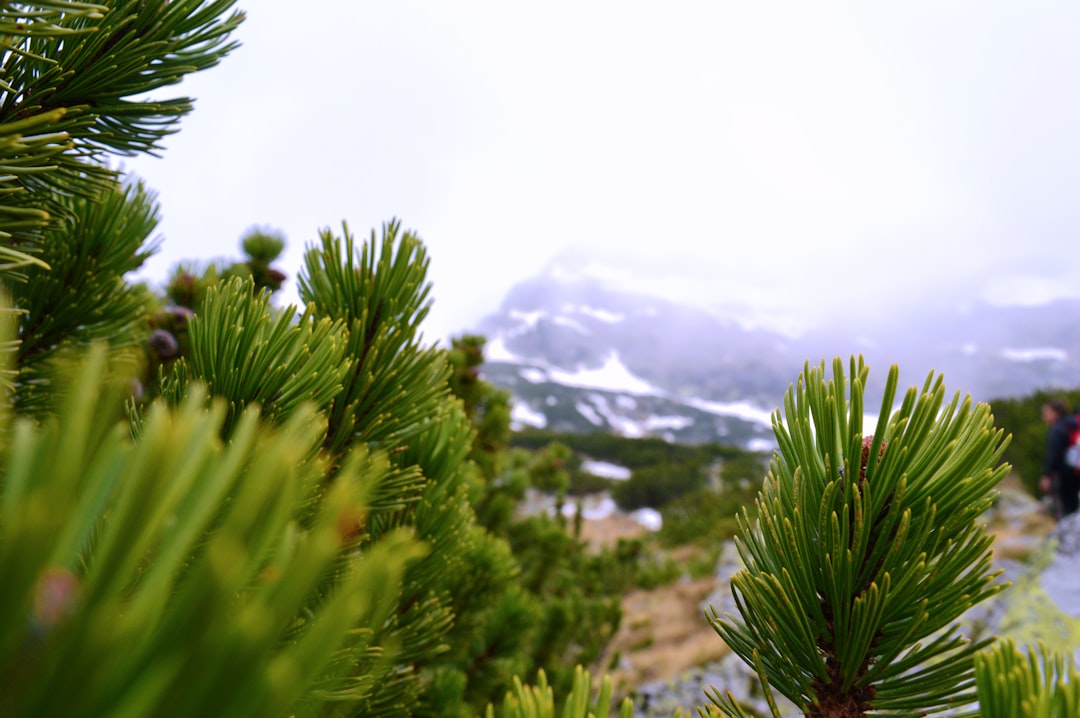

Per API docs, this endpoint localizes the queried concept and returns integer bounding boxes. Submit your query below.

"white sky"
[126,1,1080,342]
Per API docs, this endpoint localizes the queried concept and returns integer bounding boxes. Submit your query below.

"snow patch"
[616,422,646,439]
[581,460,632,481]
[560,494,618,520]
[485,336,520,362]
[548,352,659,396]
[615,395,637,410]
[587,393,646,438]
[519,367,548,383]
[1001,347,1067,362]
[552,316,591,335]
[687,397,774,427]
[631,507,663,531]
[577,305,626,323]
[508,309,547,329]
[510,401,547,429]
[644,414,694,431]
[576,401,605,426]
[747,437,778,453]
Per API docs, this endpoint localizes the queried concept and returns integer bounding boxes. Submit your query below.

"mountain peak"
[473,271,1080,448]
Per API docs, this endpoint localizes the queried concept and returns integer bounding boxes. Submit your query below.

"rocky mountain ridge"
[472,272,1080,449]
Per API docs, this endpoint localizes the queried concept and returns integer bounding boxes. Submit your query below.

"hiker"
[1039,399,1080,519]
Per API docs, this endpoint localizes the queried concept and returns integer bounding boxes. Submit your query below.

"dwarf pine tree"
[518,356,1075,716]
[707,358,1013,716]
[499,359,1079,717]
[0,3,532,717]
[444,336,623,699]
[3,4,1077,718]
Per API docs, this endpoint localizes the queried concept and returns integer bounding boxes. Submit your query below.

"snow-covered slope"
[471,269,1080,449]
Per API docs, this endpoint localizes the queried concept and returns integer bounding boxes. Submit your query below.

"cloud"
[126,2,1080,342]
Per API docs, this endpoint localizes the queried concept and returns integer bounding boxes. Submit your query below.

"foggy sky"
[126,1,1080,342]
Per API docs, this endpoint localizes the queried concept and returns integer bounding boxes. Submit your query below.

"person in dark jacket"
[1039,399,1080,519]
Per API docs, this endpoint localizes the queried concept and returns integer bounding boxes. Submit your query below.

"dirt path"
[577,478,1056,700]
[576,515,729,696]
[602,571,729,697]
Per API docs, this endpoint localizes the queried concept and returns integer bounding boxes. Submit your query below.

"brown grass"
[602,571,729,697]
[578,474,1051,700]
[577,514,729,697]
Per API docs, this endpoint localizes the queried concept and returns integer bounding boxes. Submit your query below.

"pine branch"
[0,1,243,273]
[11,176,157,411]
[485,666,641,718]
[708,357,1011,717]
[0,342,425,717]
[298,220,449,458]
[975,640,1080,718]
[165,274,351,439]
[1,1,244,156]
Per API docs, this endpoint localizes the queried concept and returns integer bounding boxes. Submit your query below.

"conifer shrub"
[611,461,708,511]
[658,485,756,548]
[975,640,1080,717]
[3,4,1078,718]
[0,4,621,715]
[0,345,423,717]
[499,358,1078,717]
[568,468,616,496]
[708,357,1013,716]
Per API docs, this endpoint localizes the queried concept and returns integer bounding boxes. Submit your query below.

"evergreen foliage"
[513,428,756,509]
[512,428,736,469]
[708,358,1013,716]
[238,226,288,290]
[1,4,1077,718]
[503,361,1078,717]
[657,484,756,548]
[975,640,1080,718]
[0,4,531,716]
[163,275,350,437]
[449,334,513,482]
[0,343,423,717]
[0,1,242,270]
[299,222,448,454]
[485,666,636,718]
[446,335,625,704]
[12,179,158,413]
[611,461,707,511]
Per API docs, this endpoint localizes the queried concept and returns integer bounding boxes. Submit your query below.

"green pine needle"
[708,357,1011,717]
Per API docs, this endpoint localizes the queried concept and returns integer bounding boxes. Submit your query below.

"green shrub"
[708,358,1011,716]
[612,462,708,511]
[659,486,757,547]
[567,468,615,495]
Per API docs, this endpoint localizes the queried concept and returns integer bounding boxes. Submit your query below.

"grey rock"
[1040,512,1080,620]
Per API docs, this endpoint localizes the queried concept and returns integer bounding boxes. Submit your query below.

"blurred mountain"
[471,266,1080,450]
